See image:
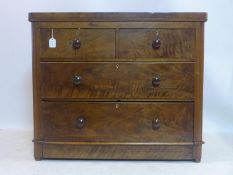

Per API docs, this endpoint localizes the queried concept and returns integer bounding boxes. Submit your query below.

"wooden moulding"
[33,140,204,146]
[33,141,204,161]
[34,142,201,161]
[29,12,207,22]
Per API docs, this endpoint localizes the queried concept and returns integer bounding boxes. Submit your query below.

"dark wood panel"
[41,62,194,99]
[119,29,195,60]
[42,144,193,160]
[34,22,201,30]
[31,23,43,160]
[193,22,205,162]
[29,12,207,22]
[40,28,115,59]
[41,102,194,142]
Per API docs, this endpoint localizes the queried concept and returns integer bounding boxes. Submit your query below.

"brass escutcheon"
[116,64,119,70]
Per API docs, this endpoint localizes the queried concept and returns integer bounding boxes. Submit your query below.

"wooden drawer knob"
[152,74,160,87]
[152,118,160,130]
[72,39,81,49]
[76,117,85,129]
[72,75,82,86]
[152,38,161,49]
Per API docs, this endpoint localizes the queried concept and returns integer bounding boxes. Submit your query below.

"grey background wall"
[0,0,232,135]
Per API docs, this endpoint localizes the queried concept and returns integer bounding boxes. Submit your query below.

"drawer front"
[41,102,194,142]
[41,62,194,99]
[40,28,115,59]
[119,29,195,60]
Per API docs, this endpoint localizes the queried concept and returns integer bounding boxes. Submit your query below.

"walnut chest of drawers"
[29,12,207,161]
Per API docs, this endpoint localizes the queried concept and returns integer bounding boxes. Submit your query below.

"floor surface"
[0,128,233,175]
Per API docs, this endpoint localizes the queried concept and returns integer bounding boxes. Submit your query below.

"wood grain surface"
[119,29,195,60]
[29,12,207,22]
[41,62,194,99]
[40,29,115,59]
[43,144,193,160]
[41,102,194,142]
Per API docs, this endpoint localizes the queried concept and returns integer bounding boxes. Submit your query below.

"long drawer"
[41,102,194,142]
[41,62,194,100]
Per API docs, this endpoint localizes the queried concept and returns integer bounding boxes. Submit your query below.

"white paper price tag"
[48,29,56,48]
[49,37,56,48]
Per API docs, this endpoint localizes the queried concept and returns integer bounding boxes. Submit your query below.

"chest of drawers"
[29,12,207,161]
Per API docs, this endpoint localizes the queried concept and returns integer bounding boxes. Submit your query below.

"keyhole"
[115,104,119,109]
[116,64,119,70]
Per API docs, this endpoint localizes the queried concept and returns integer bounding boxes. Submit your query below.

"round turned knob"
[152,118,160,130]
[152,38,161,49]
[152,74,160,87]
[72,39,81,49]
[76,117,85,129]
[72,75,82,86]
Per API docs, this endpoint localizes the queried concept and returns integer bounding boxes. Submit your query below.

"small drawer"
[41,102,194,142]
[41,62,194,100]
[118,29,195,61]
[40,28,115,60]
